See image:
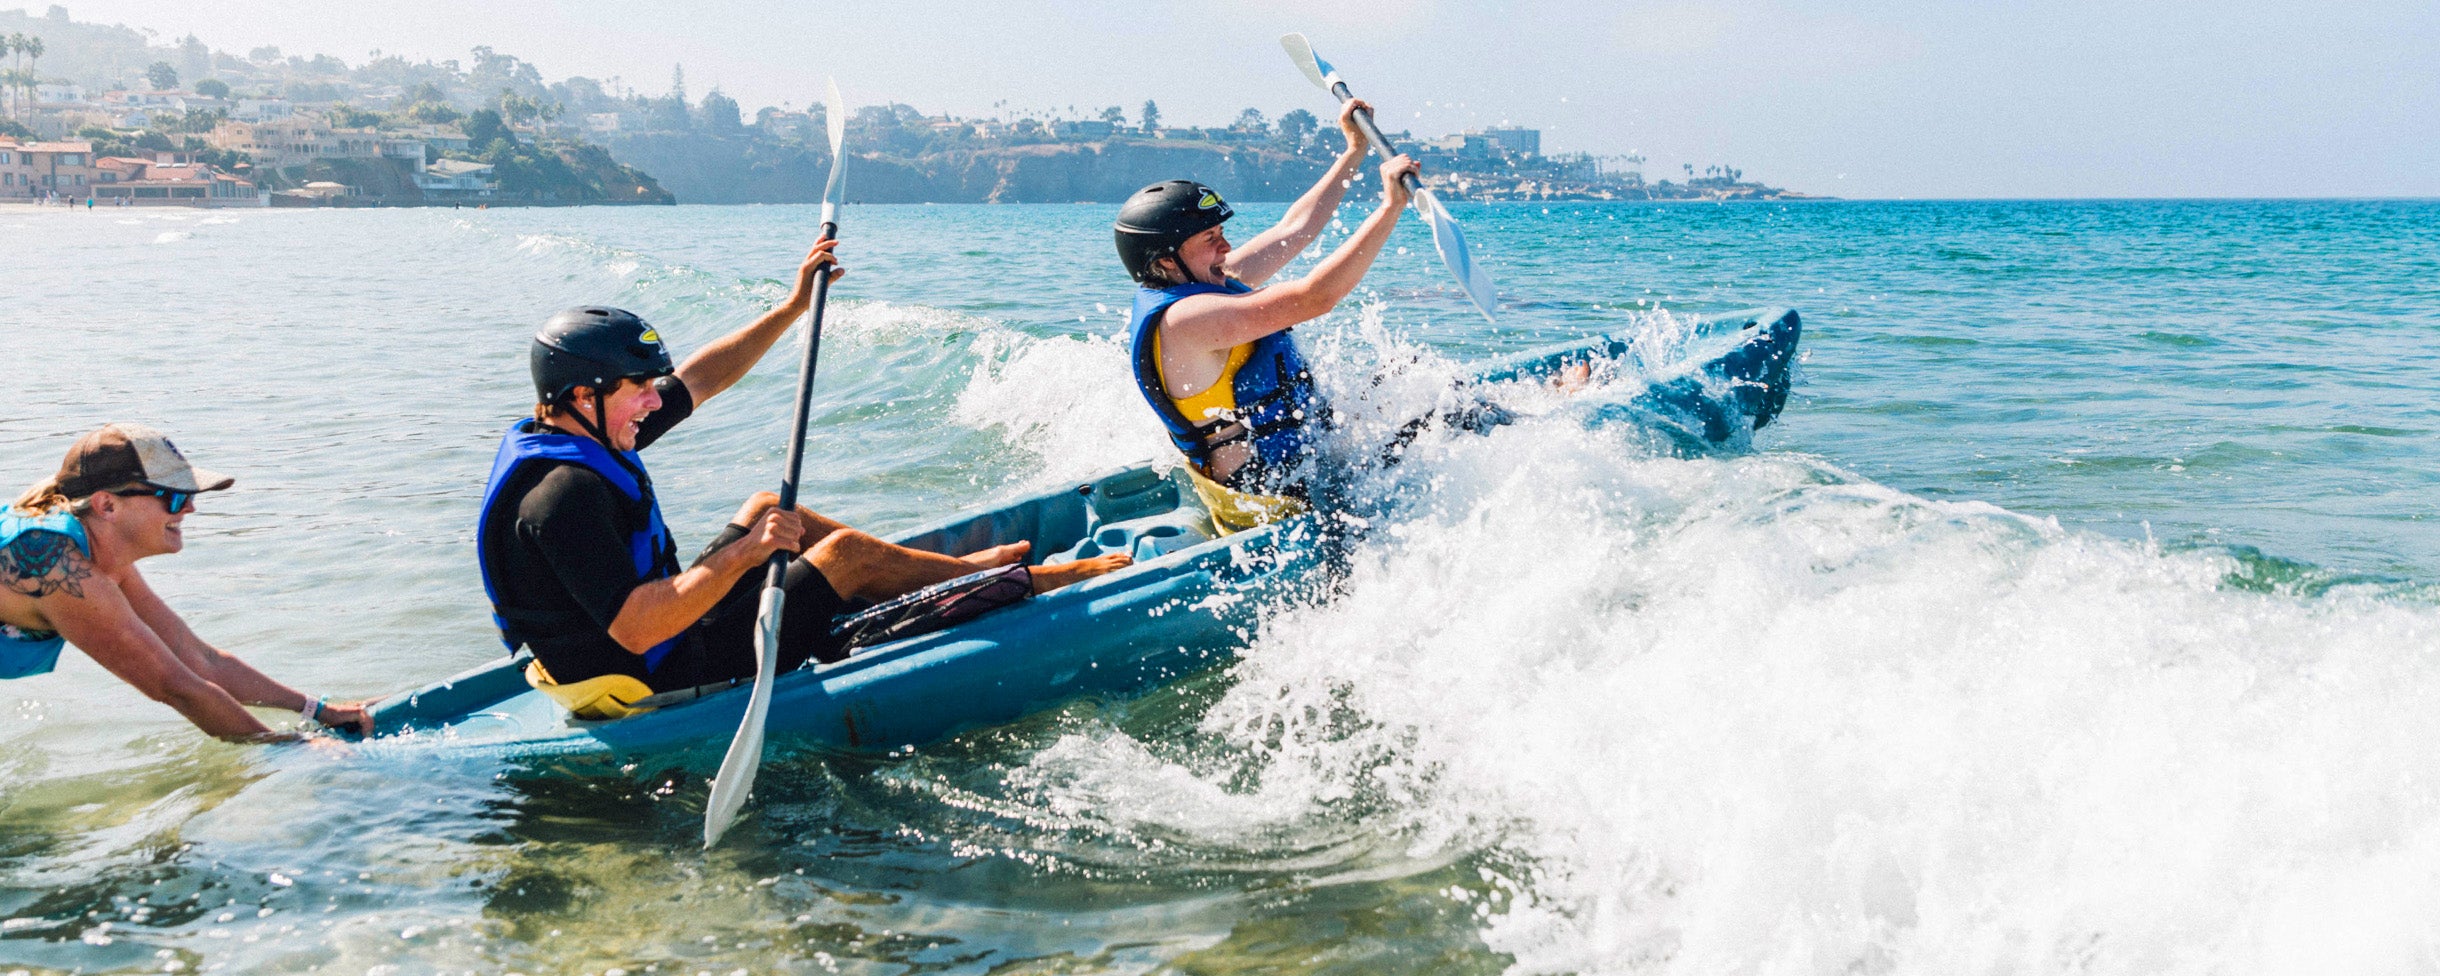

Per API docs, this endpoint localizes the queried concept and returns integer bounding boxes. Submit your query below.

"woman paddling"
[1,424,374,741]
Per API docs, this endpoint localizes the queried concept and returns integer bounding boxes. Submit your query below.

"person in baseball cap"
[2,424,374,742]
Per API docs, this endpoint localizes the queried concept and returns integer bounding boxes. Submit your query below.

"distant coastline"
[0,8,1809,208]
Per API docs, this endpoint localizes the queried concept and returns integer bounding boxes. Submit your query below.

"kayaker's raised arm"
[1224,99,1376,287]
[673,239,843,405]
[1112,155,1419,499]
[1167,155,1417,353]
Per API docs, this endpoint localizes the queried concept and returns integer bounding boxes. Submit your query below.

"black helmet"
[1114,179,1232,284]
[530,306,676,404]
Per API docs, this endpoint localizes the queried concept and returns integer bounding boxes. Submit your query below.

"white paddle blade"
[821,78,848,227]
[704,586,786,848]
[1279,34,1337,92]
[1417,189,1498,322]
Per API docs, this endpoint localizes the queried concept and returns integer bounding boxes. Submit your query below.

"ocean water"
[2,198,2436,975]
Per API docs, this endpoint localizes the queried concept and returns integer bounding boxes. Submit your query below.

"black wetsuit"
[478,377,854,692]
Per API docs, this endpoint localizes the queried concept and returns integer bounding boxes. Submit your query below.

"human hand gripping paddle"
[1281,33,1499,322]
[704,77,850,850]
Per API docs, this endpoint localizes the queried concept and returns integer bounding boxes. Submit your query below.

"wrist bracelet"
[299,695,326,725]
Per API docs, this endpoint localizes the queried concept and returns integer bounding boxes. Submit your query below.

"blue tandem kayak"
[364,307,1801,762]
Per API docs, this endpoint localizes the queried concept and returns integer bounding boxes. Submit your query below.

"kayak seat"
[1086,467,1180,526]
[1043,509,1214,565]
[1183,465,1306,534]
[524,659,657,721]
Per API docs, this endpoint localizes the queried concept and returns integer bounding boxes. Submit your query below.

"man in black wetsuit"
[477,240,1129,697]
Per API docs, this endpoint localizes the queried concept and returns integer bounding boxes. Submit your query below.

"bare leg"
[809,530,1133,602]
[746,492,1132,600]
[1027,554,1132,593]
[960,541,1031,567]
[804,530,991,602]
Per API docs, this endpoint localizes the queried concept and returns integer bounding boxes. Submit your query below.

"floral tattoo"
[0,530,93,599]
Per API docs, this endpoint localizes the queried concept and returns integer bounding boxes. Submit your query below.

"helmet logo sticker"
[638,329,661,344]
[1197,190,1223,210]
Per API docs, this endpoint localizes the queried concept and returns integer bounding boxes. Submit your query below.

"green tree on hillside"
[1099,105,1124,126]
[1276,108,1317,148]
[328,104,382,128]
[463,107,514,150]
[176,33,207,85]
[145,60,177,90]
[468,46,545,99]
[1139,99,1160,133]
[405,100,462,125]
[699,88,741,134]
[193,77,228,98]
[645,93,689,132]
[168,106,226,133]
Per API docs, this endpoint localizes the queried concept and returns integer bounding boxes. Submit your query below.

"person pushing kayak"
[478,240,1129,708]
[1114,98,1417,518]
[2,424,374,741]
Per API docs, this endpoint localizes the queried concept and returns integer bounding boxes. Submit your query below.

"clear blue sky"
[47,0,2440,198]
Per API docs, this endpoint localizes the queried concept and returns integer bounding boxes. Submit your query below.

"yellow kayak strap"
[1184,464,1308,534]
[524,659,657,721]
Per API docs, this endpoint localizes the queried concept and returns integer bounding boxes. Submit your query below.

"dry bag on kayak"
[830,563,1033,651]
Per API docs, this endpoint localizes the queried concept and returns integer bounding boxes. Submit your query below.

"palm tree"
[21,35,44,121]
[2,35,20,119]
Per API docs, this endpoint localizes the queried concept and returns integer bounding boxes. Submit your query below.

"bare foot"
[1030,553,1132,593]
[961,540,1032,568]
[1552,361,1594,394]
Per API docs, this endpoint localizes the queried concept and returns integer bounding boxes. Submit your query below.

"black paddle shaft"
[763,220,841,592]
[1328,81,1423,193]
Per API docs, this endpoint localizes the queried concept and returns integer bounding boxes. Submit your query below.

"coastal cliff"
[604,136,1333,205]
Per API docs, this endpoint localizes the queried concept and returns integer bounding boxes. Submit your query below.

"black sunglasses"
[112,486,195,514]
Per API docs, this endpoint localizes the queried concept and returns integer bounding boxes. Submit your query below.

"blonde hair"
[9,477,85,517]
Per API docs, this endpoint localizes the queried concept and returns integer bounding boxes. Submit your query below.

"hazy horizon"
[15,0,2437,200]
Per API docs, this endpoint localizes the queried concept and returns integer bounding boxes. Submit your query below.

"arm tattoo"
[0,531,94,599]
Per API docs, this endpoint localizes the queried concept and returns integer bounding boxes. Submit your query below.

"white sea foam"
[1236,427,2439,973]
[982,304,2440,973]
[950,325,1176,490]
[151,231,192,244]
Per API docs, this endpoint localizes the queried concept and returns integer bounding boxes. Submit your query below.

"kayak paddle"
[1280,32,1498,322]
[705,77,850,850]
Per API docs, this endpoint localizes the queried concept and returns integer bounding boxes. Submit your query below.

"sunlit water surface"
[4,199,2437,974]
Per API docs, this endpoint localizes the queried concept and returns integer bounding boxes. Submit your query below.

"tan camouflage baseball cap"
[51,423,235,498]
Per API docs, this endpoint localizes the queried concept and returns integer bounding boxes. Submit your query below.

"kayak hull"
[367,308,1801,762]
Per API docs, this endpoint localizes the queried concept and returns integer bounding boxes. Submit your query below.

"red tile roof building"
[0,140,96,200]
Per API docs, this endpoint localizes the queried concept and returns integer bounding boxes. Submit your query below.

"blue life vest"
[476,420,683,670]
[0,511,86,680]
[1127,280,1322,487]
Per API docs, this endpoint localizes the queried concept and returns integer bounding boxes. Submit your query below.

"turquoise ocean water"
[3,198,2436,973]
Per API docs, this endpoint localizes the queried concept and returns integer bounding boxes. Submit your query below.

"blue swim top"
[0,510,89,679]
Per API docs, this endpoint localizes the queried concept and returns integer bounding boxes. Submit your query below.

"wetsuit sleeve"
[517,466,647,630]
[635,376,695,451]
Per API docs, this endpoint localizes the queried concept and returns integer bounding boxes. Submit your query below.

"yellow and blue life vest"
[0,511,86,679]
[476,419,684,670]
[1127,280,1321,490]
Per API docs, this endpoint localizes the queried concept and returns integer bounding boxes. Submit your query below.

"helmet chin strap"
[557,385,655,499]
